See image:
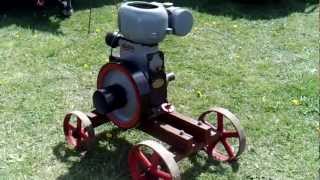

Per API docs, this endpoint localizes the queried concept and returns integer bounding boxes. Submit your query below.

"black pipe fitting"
[105,32,121,48]
[93,84,127,115]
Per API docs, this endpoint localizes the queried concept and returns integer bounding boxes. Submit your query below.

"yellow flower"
[95,28,101,33]
[291,99,301,106]
[83,64,89,69]
[233,25,238,28]
[196,91,203,98]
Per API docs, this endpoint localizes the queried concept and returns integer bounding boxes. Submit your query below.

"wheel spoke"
[207,137,220,153]
[217,113,224,132]
[221,138,235,158]
[136,149,152,168]
[80,130,89,139]
[67,123,76,131]
[150,152,161,167]
[76,119,82,147]
[222,131,239,138]
[67,125,75,136]
[152,169,172,180]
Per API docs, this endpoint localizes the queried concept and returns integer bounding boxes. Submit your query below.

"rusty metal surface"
[140,119,194,152]
[160,111,212,143]
[63,106,245,164]
[128,140,181,180]
[198,107,246,161]
[139,110,219,162]
[63,111,96,151]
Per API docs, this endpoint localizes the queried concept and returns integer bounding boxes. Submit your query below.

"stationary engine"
[93,1,193,128]
[63,2,246,179]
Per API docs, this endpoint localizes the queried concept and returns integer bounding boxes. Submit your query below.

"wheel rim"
[128,140,180,180]
[97,63,142,129]
[63,111,95,151]
[198,107,246,162]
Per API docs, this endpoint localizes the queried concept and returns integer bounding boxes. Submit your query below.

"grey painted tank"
[118,1,168,45]
[118,1,193,45]
[167,6,193,36]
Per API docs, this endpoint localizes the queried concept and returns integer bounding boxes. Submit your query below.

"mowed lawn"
[0,0,318,179]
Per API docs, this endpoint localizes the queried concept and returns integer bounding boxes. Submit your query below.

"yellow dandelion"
[196,91,203,98]
[83,64,89,69]
[291,99,301,106]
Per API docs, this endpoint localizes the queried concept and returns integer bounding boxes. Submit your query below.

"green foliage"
[304,0,319,3]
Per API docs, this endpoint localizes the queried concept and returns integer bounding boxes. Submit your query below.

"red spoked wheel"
[198,107,246,162]
[63,111,96,151]
[128,140,181,180]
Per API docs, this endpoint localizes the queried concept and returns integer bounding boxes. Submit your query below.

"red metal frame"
[63,106,246,179]
[66,107,244,160]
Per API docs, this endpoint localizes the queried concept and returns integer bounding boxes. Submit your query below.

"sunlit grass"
[0,0,318,179]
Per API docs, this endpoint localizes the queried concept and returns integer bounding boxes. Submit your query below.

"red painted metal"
[63,111,96,151]
[63,107,246,179]
[97,63,142,129]
[198,107,246,162]
[128,140,179,180]
[63,61,246,177]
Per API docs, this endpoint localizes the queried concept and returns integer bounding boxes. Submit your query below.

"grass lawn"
[0,0,318,179]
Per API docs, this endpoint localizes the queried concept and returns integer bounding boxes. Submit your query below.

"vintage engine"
[63,2,246,179]
[92,1,193,128]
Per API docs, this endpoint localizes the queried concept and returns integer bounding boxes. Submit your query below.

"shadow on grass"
[0,0,115,34]
[53,127,242,179]
[53,128,132,180]
[169,0,318,20]
[0,0,317,33]
[181,153,240,179]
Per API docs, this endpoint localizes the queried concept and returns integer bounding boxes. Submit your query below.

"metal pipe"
[93,85,127,115]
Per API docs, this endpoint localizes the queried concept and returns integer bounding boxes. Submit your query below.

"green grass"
[0,0,319,179]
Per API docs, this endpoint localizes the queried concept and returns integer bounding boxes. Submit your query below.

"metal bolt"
[197,121,202,126]
[179,130,184,135]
